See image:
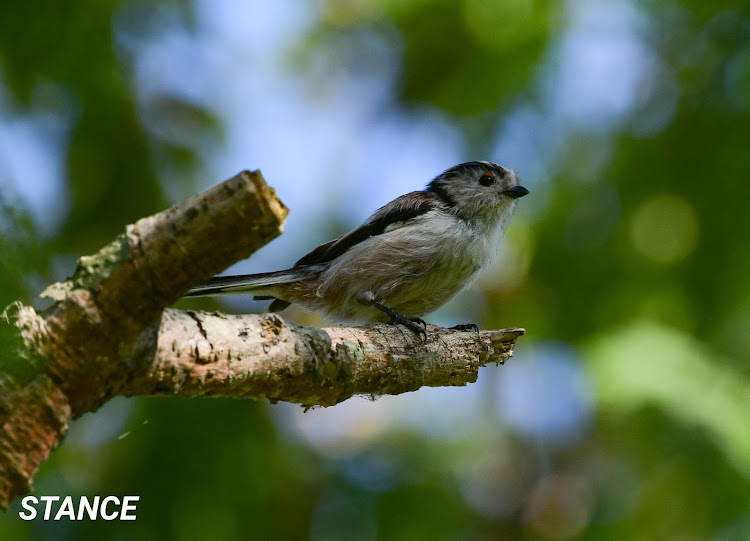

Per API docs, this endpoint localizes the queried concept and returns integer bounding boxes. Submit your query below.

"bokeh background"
[2,0,750,539]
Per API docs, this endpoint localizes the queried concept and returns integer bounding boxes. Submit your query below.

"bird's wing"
[294,191,449,267]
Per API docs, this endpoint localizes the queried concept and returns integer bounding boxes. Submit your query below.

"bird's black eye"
[478,173,494,187]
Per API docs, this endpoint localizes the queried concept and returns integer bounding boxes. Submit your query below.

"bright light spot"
[548,0,653,132]
[194,0,313,53]
[586,321,750,478]
[493,106,561,189]
[0,115,68,233]
[272,382,488,458]
[629,194,698,265]
[496,343,593,445]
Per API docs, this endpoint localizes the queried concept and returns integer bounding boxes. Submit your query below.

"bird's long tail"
[184,270,300,298]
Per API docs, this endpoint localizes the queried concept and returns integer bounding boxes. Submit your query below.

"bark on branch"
[133,309,523,404]
[0,170,524,510]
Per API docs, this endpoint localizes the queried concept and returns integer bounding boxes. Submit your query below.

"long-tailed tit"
[186,161,529,339]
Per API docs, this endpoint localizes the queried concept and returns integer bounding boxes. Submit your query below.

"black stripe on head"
[427,161,504,207]
[441,161,501,176]
[427,181,456,208]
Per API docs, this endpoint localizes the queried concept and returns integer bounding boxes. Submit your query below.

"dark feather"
[250,295,290,311]
[294,191,449,267]
[269,298,291,312]
[427,182,457,208]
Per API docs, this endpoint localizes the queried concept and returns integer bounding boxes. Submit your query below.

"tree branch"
[128,309,524,405]
[0,170,525,510]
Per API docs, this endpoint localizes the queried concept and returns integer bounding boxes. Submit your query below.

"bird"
[185,161,529,340]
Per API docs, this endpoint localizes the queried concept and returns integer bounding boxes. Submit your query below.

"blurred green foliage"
[2,0,750,539]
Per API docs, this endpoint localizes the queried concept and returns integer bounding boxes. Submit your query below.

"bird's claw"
[449,323,479,333]
[409,317,427,329]
[389,315,428,342]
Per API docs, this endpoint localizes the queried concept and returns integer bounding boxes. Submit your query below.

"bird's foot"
[388,314,428,342]
[357,291,428,342]
[449,323,479,332]
[403,316,427,329]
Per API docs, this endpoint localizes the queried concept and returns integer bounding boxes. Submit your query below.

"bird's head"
[427,161,529,222]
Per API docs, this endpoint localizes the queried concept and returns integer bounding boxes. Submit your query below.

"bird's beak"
[505,185,529,199]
